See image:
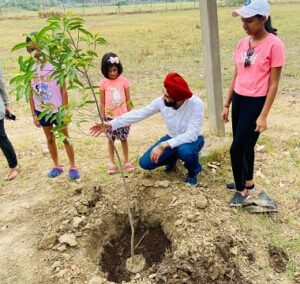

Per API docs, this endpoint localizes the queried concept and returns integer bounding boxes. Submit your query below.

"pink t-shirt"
[233,33,285,97]
[99,75,130,118]
[31,62,63,113]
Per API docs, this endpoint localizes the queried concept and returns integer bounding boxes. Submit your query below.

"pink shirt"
[31,62,63,113]
[233,33,285,97]
[100,75,130,118]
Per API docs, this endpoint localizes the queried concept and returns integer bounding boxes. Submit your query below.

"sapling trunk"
[81,66,135,259]
[11,16,140,268]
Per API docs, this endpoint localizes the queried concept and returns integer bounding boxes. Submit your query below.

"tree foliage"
[11,16,106,100]
[10,16,106,135]
[10,18,137,261]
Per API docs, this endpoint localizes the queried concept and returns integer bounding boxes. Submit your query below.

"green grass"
[271,233,300,249]
[286,260,297,279]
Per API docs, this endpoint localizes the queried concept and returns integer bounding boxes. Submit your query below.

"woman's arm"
[221,64,237,123]
[0,76,9,104]
[255,67,282,132]
[0,77,12,112]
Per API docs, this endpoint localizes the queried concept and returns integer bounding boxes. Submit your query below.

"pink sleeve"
[271,40,285,68]
[99,79,105,91]
[233,39,242,63]
[123,76,130,89]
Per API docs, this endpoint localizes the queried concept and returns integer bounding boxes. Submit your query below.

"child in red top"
[99,52,134,174]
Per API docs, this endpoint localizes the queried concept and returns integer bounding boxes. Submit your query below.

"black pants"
[0,119,17,168]
[230,92,266,191]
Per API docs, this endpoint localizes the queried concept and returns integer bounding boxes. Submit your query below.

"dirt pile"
[33,168,279,284]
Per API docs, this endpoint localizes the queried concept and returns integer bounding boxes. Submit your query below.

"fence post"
[199,0,225,135]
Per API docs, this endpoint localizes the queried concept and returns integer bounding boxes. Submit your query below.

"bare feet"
[4,167,19,181]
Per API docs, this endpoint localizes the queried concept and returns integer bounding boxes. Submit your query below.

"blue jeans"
[139,135,204,176]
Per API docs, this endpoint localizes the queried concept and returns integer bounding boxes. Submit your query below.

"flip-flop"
[48,167,64,178]
[69,168,80,180]
[124,162,134,171]
[107,163,117,174]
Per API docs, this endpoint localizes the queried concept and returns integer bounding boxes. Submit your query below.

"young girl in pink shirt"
[99,52,134,174]
[220,0,285,207]
[26,34,80,180]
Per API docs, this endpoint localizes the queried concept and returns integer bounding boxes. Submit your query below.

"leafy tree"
[11,16,137,262]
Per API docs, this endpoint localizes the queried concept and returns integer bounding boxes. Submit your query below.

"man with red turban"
[90,72,204,186]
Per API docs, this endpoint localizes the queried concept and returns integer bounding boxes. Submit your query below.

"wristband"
[224,104,230,108]
[158,144,166,152]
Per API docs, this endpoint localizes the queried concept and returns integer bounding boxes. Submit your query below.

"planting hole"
[100,224,172,283]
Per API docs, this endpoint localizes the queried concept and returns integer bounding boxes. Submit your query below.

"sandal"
[124,162,134,172]
[48,166,64,178]
[69,168,80,180]
[107,163,117,174]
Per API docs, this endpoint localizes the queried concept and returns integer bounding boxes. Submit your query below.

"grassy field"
[0,4,299,283]
[1,4,300,102]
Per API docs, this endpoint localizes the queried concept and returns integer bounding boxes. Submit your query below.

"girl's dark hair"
[256,15,278,35]
[26,32,37,43]
[101,52,123,79]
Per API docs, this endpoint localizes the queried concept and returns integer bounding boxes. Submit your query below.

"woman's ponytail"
[256,15,278,35]
[264,16,278,35]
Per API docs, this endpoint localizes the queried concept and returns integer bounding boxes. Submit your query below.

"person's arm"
[110,97,160,130]
[221,64,237,123]
[99,89,105,118]
[125,87,132,112]
[29,89,40,128]
[61,83,68,106]
[90,98,161,136]
[0,76,12,112]
[255,67,282,132]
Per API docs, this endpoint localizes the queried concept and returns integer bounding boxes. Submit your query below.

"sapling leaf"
[128,100,135,109]
[11,42,28,52]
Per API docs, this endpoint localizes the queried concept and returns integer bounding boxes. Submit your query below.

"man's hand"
[150,141,169,164]
[150,146,163,164]
[89,122,112,137]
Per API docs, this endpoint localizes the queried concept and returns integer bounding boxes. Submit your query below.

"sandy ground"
[0,87,299,284]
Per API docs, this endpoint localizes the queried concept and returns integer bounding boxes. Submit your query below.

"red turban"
[163,72,193,102]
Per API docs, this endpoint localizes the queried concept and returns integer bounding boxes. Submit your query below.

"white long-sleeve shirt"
[110,95,204,148]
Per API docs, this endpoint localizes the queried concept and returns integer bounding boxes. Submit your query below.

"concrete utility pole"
[199,0,224,135]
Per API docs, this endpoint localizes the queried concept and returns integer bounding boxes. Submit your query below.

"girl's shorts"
[35,110,58,127]
[105,118,130,141]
